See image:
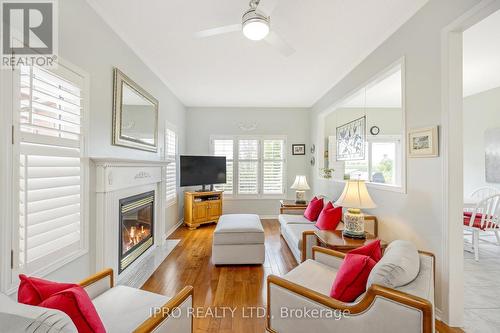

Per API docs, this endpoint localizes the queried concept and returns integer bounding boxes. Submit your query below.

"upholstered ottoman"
[212,214,265,265]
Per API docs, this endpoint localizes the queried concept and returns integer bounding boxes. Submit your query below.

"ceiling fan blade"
[264,31,295,57]
[194,24,242,38]
[256,0,281,16]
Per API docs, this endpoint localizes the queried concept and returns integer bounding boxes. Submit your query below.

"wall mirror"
[321,60,406,191]
[113,68,159,152]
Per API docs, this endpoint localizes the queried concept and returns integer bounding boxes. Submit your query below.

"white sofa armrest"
[134,286,194,333]
[79,268,113,299]
[267,275,433,333]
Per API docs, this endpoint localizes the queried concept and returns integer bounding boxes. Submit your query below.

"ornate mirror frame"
[112,68,159,152]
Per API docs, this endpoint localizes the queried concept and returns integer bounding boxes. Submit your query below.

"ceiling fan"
[194,0,295,57]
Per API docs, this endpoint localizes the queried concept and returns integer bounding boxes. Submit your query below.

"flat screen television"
[180,155,226,188]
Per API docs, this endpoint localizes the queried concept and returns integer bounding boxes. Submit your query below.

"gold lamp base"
[342,208,366,239]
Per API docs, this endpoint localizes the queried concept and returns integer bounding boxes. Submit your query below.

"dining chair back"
[464,194,500,260]
[470,187,500,201]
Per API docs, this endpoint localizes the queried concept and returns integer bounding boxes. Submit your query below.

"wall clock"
[370,126,380,136]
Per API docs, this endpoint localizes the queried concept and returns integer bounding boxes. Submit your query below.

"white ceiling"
[464,9,500,97]
[88,0,429,107]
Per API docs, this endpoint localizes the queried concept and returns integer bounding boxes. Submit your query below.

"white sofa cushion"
[92,285,169,333]
[282,223,317,251]
[0,292,77,333]
[367,240,420,289]
[213,214,264,245]
[282,259,337,296]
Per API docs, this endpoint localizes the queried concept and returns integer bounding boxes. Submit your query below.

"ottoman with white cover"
[212,214,265,265]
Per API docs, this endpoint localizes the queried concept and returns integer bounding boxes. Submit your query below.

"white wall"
[309,0,481,314]
[325,107,403,136]
[186,107,310,216]
[463,86,500,195]
[42,0,187,283]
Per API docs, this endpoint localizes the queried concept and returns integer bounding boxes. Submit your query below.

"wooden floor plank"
[141,219,462,333]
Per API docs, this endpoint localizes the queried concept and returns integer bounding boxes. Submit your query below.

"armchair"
[267,246,434,333]
[79,268,193,333]
[0,268,193,333]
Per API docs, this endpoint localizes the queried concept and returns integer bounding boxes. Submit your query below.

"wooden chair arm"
[133,286,194,333]
[312,246,346,260]
[301,230,317,263]
[78,268,114,288]
[267,275,433,333]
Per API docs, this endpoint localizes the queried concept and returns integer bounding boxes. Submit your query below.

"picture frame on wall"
[292,144,306,155]
[408,126,439,158]
[336,116,366,161]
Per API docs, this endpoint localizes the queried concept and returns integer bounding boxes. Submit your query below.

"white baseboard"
[165,218,184,239]
[260,215,279,219]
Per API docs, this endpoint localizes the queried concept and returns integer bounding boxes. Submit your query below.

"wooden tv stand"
[184,191,223,230]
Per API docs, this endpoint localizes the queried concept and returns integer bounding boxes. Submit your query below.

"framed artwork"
[292,144,306,155]
[336,116,366,161]
[408,126,439,158]
[485,128,500,183]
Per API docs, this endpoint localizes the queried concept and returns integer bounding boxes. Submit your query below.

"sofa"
[267,245,435,333]
[279,209,378,263]
[0,268,193,333]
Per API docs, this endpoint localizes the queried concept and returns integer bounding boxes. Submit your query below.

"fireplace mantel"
[91,157,172,193]
[91,157,171,283]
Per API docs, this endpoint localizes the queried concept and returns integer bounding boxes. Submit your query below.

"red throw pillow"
[315,202,342,230]
[303,197,324,221]
[330,253,376,302]
[348,240,382,262]
[39,286,105,333]
[18,274,78,305]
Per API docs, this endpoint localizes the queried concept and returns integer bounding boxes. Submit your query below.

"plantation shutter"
[238,139,259,194]
[18,65,84,274]
[263,139,285,194]
[165,129,177,204]
[213,139,233,194]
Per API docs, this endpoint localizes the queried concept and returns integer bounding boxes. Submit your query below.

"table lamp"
[291,175,310,204]
[334,180,376,239]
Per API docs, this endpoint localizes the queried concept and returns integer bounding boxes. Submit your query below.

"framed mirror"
[112,68,159,152]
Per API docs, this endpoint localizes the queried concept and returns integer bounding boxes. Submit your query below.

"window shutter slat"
[17,65,84,274]
[263,140,285,195]
[213,139,234,194]
[165,129,177,204]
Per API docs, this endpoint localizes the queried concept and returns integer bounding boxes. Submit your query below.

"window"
[165,128,177,205]
[213,139,234,194]
[16,65,86,275]
[211,136,286,197]
[344,137,401,186]
[238,139,259,194]
[263,140,285,194]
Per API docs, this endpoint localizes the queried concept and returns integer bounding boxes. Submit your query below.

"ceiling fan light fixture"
[242,10,270,41]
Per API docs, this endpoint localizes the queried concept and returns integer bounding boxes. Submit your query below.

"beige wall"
[186,107,310,216]
[463,86,500,195]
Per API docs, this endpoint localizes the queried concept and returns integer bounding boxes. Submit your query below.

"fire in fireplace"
[119,191,154,273]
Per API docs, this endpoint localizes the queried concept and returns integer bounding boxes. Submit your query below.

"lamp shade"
[291,175,310,190]
[334,180,376,209]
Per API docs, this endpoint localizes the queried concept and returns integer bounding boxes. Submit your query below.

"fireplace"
[119,191,154,273]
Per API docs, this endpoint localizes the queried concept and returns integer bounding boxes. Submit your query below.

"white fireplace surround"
[92,158,171,284]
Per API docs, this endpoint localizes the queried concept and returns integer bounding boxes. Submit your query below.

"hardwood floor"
[142,219,296,333]
[142,219,462,333]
